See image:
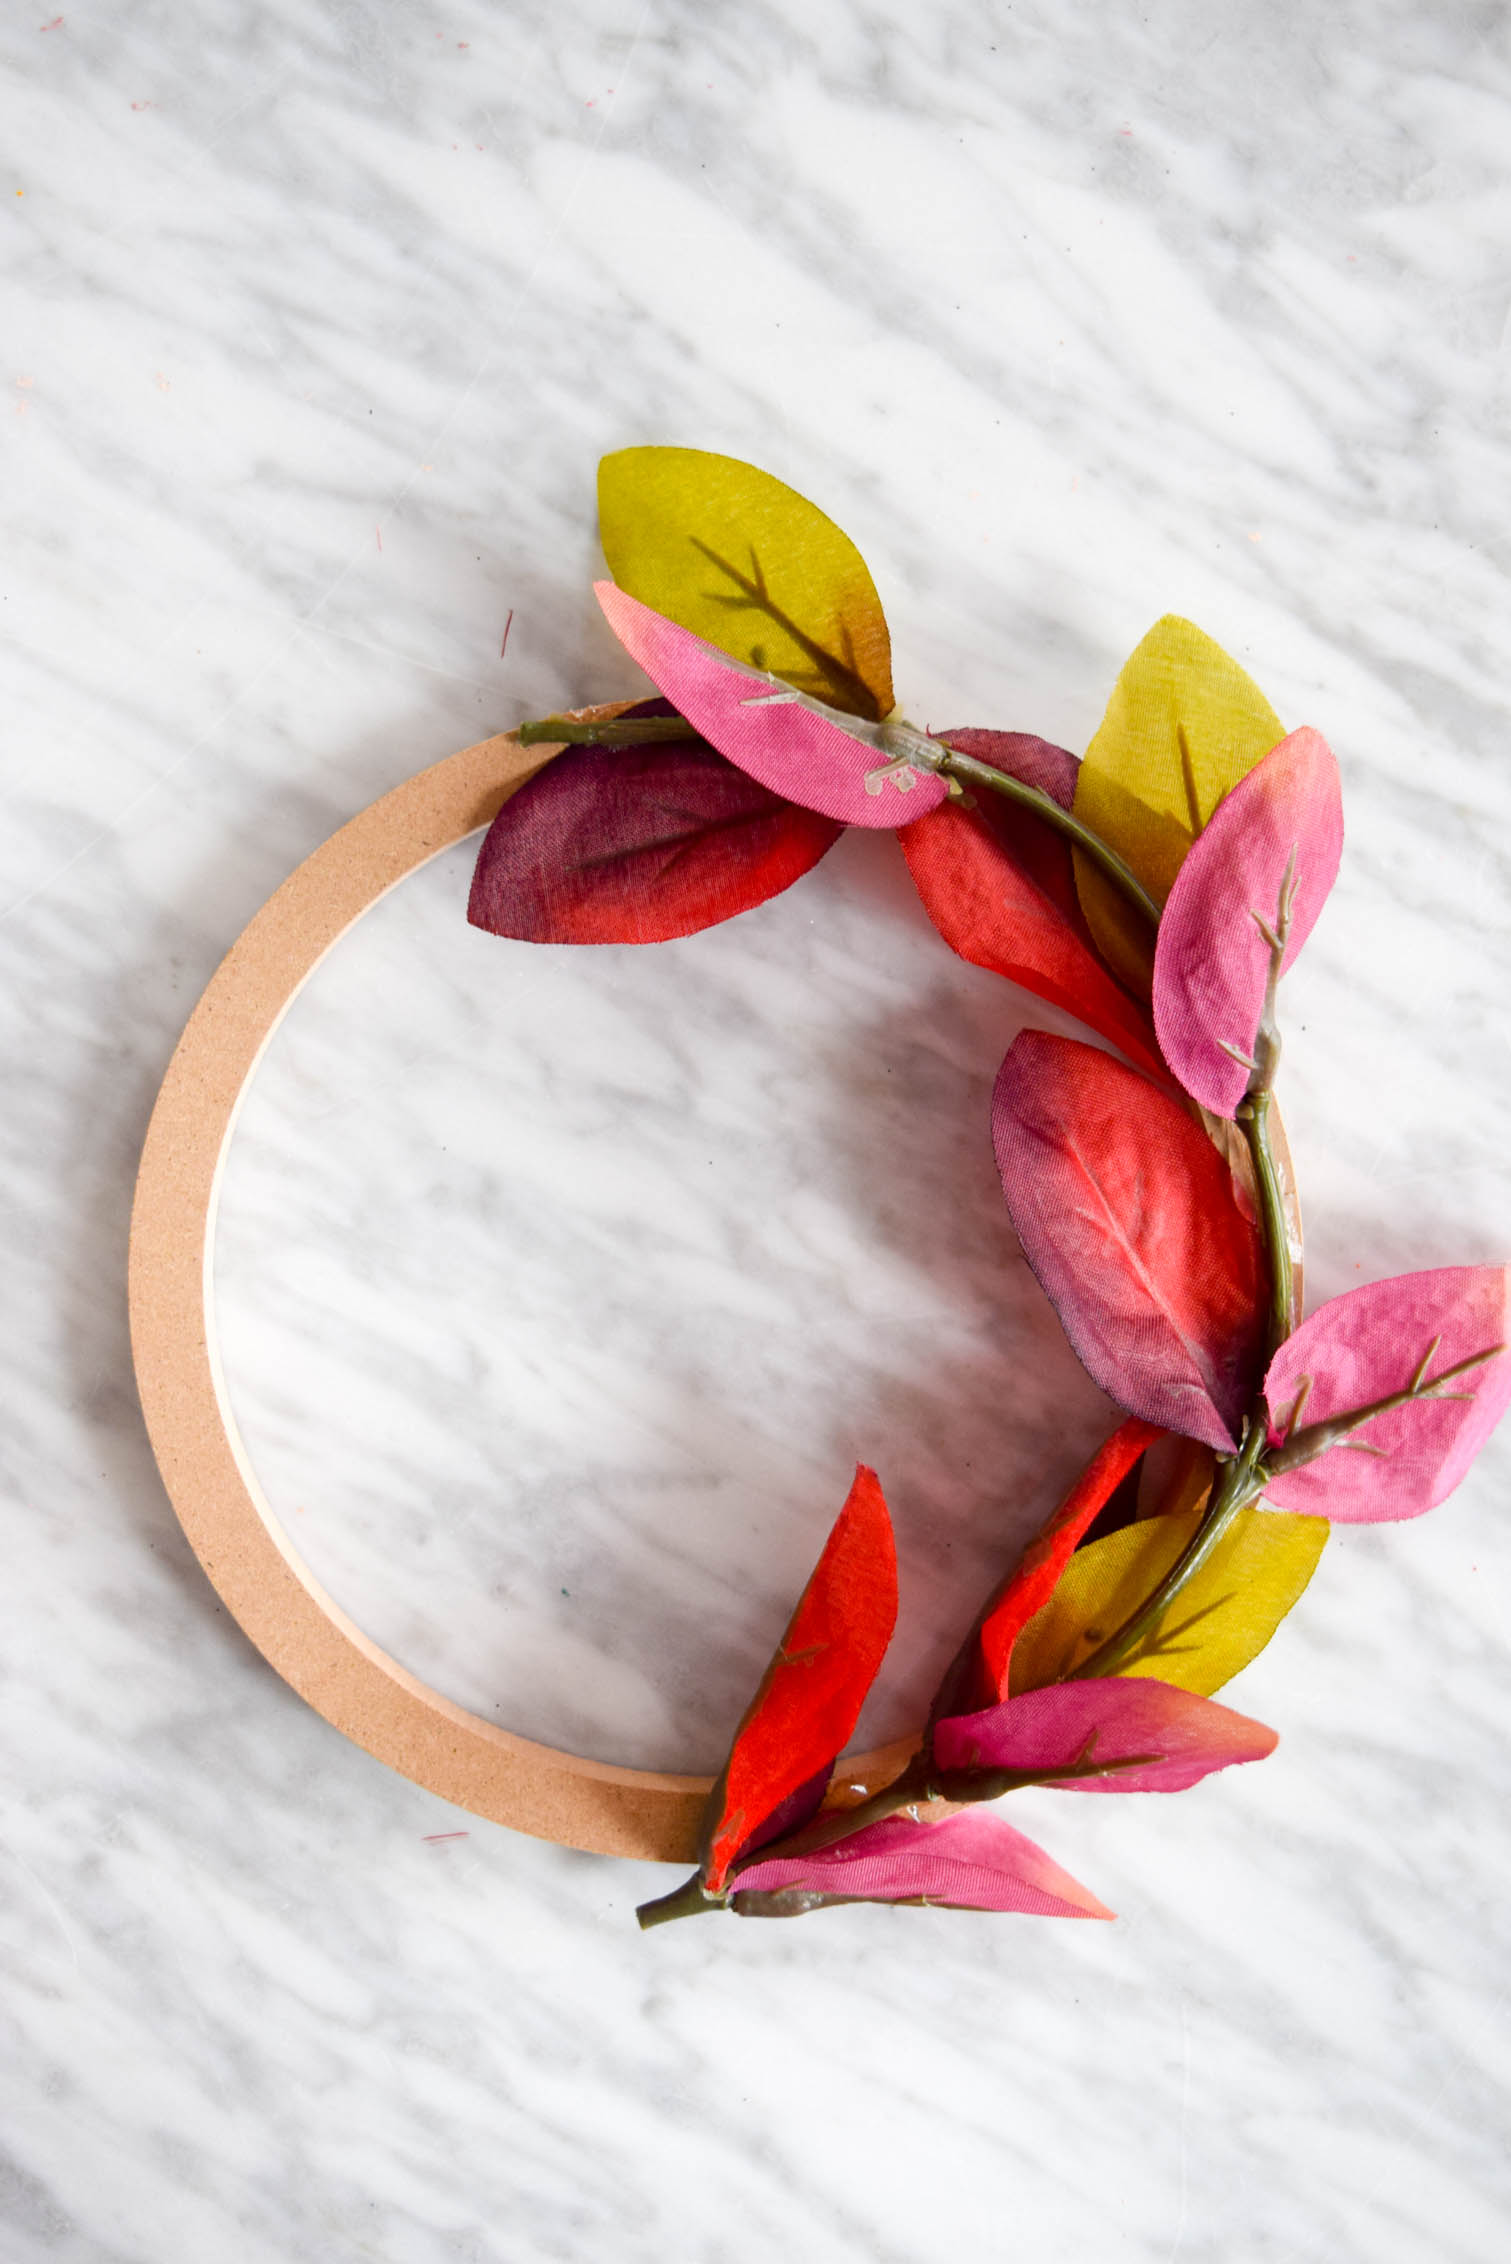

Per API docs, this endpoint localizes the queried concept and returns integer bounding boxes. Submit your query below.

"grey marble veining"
[5,2,1511,2259]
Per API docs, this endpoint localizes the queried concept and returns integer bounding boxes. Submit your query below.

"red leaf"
[702,1466,898,1894]
[731,1806,1111,1917]
[993,1033,1266,1449]
[1154,727,1344,1116]
[467,716,842,946]
[900,730,1162,1076]
[730,1767,834,1867]
[933,1677,1277,1794]
[936,1416,1162,1717]
[1262,1265,1511,1520]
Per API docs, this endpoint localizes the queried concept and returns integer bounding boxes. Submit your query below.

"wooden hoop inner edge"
[127,719,915,1863]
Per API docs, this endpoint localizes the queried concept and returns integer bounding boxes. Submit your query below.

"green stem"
[1059,856,1303,1680]
[1267,1340,1505,1476]
[932,742,1163,932]
[722,1747,1164,1883]
[729,1762,933,1870]
[1067,1424,1268,1681]
[518,714,700,748]
[635,1874,725,1930]
[1239,1085,1295,1357]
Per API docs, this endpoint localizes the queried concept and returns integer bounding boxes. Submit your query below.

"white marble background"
[6,0,1511,2257]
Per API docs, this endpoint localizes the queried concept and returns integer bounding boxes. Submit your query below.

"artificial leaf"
[992,1032,1266,1449]
[597,583,949,829]
[1154,728,1344,1117]
[1072,616,1285,993]
[1007,1505,1328,1695]
[701,1465,898,1894]
[467,707,842,946]
[933,1676,1277,1794]
[731,1768,834,1867]
[598,446,894,720]
[927,729,1083,921]
[730,1806,1111,1918]
[938,726,1082,813]
[1262,1266,1511,1521]
[899,729,1164,1077]
[932,1416,1162,1722]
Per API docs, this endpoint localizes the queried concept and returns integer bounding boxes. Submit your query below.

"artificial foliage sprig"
[469,448,1511,1928]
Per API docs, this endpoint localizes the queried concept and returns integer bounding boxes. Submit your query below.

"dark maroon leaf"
[469,703,843,945]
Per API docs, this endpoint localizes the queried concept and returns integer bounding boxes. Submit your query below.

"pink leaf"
[596,582,950,828]
[933,1677,1277,1793]
[732,1806,1111,1917]
[1263,1266,1511,1521]
[993,1032,1266,1449]
[1154,728,1343,1117]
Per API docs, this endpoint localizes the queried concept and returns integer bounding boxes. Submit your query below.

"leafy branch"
[520,684,1300,1764]
[635,1741,1158,1928]
[512,708,1163,931]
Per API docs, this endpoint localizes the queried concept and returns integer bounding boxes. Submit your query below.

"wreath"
[464,448,1509,1930]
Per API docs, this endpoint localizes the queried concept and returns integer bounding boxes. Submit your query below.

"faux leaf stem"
[1239,1086,1296,1356]
[636,1874,725,1930]
[1065,1423,1268,1680]
[931,741,1162,932]
[1053,826,1299,1676]
[518,714,702,748]
[745,1747,1156,1874]
[1266,1340,1506,1478]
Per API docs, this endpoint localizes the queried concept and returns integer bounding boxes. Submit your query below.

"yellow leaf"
[597,448,894,722]
[1008,1505,1327,1698]
[1071,615,1284,991]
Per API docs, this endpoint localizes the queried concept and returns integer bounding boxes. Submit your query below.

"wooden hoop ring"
[127,718,914,1862]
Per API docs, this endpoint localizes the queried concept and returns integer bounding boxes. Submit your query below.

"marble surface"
[5,2,1511,2257]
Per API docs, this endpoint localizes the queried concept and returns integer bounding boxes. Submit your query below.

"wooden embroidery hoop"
[127,707,917,1864]
[129,711,1301,1863]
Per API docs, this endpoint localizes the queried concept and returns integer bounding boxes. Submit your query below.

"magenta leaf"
[467,707,842,945]
[731,1807,1112,1917]
[1262,1265,1511,1521]
[1153,728,1343,1117]
[933,1677,1277,1794]
[595,582,950,828]
[993,1032,1266,1449]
